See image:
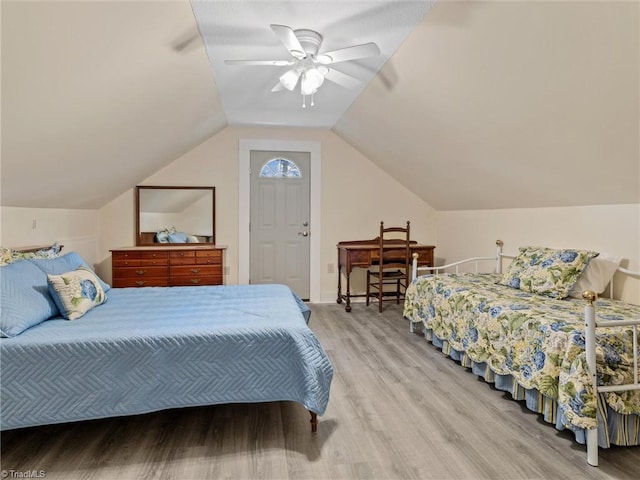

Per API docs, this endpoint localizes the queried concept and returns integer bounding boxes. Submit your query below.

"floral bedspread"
[403,273,640,430]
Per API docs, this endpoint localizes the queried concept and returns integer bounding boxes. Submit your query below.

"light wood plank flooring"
[1,303,639,480]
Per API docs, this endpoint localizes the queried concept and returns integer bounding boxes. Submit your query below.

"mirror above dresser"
[135,186,215,246]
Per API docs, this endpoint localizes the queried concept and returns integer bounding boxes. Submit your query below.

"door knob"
[302,221,309,227]
[298,231,309,237]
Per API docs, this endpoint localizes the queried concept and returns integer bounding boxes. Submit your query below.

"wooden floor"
[2,303,639,480]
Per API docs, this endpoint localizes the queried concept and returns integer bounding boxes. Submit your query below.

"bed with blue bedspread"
[0,249,333,431]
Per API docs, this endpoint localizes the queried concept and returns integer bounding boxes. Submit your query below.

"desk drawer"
[413,250,433,266]
[348,250,373,267]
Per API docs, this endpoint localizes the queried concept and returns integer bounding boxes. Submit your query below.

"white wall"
[98,126,438,300]
[3,164,637,307]
[437,204,640,303]
[0,206,100,268]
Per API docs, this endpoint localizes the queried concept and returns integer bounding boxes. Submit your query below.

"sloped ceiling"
[1,0,226,209]
[1,1,638,211]
[334,1,640,210]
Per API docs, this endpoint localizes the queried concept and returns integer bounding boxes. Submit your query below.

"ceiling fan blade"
[316,42,380,64]
[224,59,293,66]
[270,24,306,59]
[324,68,362,89]
[271,81,286,92]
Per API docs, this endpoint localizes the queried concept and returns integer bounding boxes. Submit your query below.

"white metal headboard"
[412,240,513,280]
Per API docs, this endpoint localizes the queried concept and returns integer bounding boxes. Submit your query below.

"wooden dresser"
[111,246,226,288]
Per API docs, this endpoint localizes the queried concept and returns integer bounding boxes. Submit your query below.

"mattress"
[0,284,333,430]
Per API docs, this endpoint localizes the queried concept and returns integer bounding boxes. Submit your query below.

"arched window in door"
[259,158,302,178]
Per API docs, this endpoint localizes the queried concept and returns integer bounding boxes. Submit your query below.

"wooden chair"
[366,221,411,312]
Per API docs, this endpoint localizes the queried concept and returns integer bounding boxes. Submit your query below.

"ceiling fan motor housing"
[294,29,323,57]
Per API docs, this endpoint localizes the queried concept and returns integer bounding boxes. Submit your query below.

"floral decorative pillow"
[500,246,599,299]
[47,267,107,320]
[0,243,62,266]
[0,247,12,266]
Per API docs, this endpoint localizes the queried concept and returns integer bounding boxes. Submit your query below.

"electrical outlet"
[32,219,37,230]
[224,266,230,275]
[327,263,334,274]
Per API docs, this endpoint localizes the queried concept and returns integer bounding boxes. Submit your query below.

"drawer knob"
[190,268,201,274]
[190,278,201,284]
[136,281,146,286]
[136,270,147,275]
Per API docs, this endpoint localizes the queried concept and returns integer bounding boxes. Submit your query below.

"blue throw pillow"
[168,231,189,243]
[28,252,111,293]
[0,260,59,337]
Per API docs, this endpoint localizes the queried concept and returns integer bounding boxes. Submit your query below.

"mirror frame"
[135,185,216,246]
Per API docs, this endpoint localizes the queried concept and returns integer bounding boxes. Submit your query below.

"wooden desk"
[337,240,435,312]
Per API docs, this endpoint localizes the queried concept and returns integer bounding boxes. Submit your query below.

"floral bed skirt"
[425,328,640,448]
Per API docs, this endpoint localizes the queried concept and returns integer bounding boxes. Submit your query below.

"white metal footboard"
[409,240,640,467]
[583,288,640,467]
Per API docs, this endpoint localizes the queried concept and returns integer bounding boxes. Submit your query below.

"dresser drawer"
[113,277,168,288]
[139,258,168,266]
[171,265,220,277]
[113,266,168,279]
[169,250,195,260]
[112,251,141,261]
[196,250,222,259]
[112,251,141,267]
[113,258,142,267]
[196,250,222,265]
[140,251,168,261]
[169,274,223,287]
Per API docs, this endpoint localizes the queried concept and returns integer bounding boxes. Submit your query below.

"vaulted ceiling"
[1,1,638,210]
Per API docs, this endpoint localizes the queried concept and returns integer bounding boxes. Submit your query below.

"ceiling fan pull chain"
[302,95,306,108]
[311,93,315,107]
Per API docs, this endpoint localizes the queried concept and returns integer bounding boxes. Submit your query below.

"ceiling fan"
[224,24,380,107]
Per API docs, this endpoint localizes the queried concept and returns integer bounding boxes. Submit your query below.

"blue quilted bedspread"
[0,284,333,430]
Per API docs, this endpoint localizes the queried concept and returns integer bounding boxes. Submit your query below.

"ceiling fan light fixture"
[301,67,325,95]
[279,69,301,91]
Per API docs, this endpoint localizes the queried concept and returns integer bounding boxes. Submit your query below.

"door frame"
[239,139,321,302]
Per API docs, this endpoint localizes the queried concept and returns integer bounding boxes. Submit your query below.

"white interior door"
[250,150,311,299]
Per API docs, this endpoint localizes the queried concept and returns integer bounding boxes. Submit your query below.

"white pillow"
[47,267,107,320]
[569,253,622,298]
